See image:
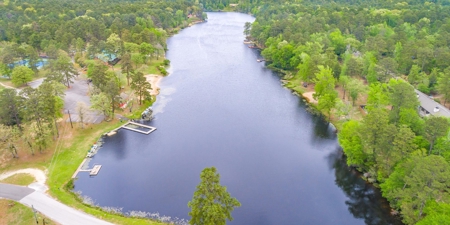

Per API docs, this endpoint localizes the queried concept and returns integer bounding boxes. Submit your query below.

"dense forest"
[0,0,204,161]
[237,0,450,224]
[2,0,450,224]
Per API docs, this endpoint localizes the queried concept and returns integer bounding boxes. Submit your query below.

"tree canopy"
[188,167,241,225]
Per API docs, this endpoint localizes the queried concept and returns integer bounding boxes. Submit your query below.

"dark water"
[75,13,401,225]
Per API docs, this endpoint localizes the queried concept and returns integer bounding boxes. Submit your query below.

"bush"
[163,59,170,66]
[65,178,75,190]
[158,66,168,75]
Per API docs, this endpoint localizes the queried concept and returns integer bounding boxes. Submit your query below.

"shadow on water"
[326,150,403,225]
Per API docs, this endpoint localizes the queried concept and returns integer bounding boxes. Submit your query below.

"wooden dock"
[90,165,102,176]
[120,121,157,134]
[72,158,88,178]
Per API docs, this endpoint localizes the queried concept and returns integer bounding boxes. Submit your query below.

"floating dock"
[90,165,102,176]
[120,121,157,134]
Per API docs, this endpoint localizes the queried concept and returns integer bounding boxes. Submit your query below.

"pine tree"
[188,167,241,225]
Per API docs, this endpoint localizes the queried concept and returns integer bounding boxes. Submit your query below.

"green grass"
[0,200,57,225]
[136,58,166,75]
[47,120,164,225]
[2,174,36,186]
[127,99,154,120]
[284,76,306,94]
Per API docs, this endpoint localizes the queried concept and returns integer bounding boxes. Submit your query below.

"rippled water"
[75,12,401,225]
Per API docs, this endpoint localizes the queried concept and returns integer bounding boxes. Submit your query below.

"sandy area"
[144,74,162,96]
[0,168,46,184]
[302,91,318,104]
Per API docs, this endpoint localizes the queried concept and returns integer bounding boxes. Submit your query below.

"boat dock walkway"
[120,121,157,134]
[72,159,103,178]
[89,165,102,176]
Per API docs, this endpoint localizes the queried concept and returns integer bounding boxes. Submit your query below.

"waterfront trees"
[131,72,151,105]
[188,167,241,225]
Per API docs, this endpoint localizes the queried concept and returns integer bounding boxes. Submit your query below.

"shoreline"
[144,74,162,96]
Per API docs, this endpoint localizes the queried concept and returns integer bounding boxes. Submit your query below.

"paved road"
[64,78,105,123]
[28,78,44,89]
[0,183,113,225]
[0,183,34,201]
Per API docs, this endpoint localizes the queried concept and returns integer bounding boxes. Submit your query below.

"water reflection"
[328,150,403,225]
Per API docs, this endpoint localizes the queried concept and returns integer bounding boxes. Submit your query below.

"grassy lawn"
[0,200,57,225]
[2,173,36,186]
[0,77,14,88]
[136,58,166,75]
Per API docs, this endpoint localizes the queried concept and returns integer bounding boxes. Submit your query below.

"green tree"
[366,62,378,84]
[106,33,122,59]
[131,72,151,105]
[188,167,241,225]
[416,202,450,225]
[424,117,450,155]
[244,22,252,36]
[21,87,53,152]
[87,62,110,91]
[437,67,450,106]
[313,66,335,100]
[388,79,419,123]
[0,63,12,79]
[359,108,393,173]
[11,66,33,86]
[91,93,112,119]
[377,58,398,82]
[338,75,350,100]
[366,83,389,111]
[297,53,315,84]
[338,120,365,167]
[399,108,424,135]
[399,155,450,224]
[121,53,134,86]
[104,80,121,116]
[386,126,417,175]
[139,42,154,63]
[0,125,20,158]
[347,78,367,106]
[318,93,338,121]
[408,65,421,87]
[49,53,78,88]
[0,89,23,128]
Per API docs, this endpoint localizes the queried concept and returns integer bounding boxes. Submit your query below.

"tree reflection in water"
[327,149,403,225]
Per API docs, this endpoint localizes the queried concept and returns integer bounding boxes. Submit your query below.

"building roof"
[415,89,450,118]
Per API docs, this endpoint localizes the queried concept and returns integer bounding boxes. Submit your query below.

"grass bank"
[2,173,36,186]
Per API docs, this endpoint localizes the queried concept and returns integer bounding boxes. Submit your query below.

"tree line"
[242,0,450,224]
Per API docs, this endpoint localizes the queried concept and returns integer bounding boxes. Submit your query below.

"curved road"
[0,183,112,225]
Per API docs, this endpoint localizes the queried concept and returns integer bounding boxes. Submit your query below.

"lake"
[74,12,401,225]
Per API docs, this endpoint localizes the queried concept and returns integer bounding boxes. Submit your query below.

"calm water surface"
[75,12,401,225]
